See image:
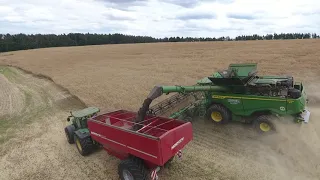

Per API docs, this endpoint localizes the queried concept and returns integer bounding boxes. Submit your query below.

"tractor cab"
[67,107,100,129]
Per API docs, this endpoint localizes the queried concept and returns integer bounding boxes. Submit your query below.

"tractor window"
[81,117,88,128]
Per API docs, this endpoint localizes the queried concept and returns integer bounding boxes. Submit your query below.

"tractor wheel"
[64,125,75,144]
[206,104,231,124]
[118,157,148,180]
[74,134,93,156]
[253,115,276,134]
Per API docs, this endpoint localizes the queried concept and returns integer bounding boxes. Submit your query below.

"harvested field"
[0,39,320,180]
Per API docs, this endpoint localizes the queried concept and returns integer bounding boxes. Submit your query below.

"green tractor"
[144,63,311,134]
[64,107,100,155]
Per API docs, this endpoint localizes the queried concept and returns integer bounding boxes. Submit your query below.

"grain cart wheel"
[253,115,276,134]
[74,134,93,156]
[118,157,148,180]
[206,104,231,124]
[64,125,75,144]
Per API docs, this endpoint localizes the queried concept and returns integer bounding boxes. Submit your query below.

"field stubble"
[0,40,320,180]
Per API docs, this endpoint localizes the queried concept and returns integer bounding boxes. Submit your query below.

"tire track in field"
[0,74,25,117]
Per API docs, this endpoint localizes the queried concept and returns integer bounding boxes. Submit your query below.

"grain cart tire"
[206,104,231,124]
[253,115,276,134]
[118,157,148,180]
[74,134,93,156]
[65,125,75,144]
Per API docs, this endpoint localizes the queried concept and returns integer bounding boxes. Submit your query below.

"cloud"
[163,0,233,8]
[95,0,148,10]
[0,0,319,38]
[227,13,255,20]
[176,12,217,20]
[97,0,145,2]
[103,11,136,21]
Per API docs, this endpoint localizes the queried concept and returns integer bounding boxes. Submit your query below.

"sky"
[0,0,319,38]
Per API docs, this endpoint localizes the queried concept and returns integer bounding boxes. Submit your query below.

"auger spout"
[132,85,228,130]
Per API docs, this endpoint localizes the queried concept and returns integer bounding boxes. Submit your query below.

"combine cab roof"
[71,107,100,118]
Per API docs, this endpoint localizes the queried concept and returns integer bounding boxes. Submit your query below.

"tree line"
[0,32,319,53]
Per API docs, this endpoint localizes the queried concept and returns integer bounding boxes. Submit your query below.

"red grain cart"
[87,109,193,180]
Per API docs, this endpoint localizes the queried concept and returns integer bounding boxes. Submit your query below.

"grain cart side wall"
[87,118,162,166]
[158,121,193,166]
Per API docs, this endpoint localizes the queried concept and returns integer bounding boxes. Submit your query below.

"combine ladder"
[198,101,207,118]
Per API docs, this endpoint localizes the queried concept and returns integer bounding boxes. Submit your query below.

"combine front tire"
[118,157,148,180]
[206,104,231,124]
[253,115,276,134]
[74,134,93,156]
[65,125,75,144]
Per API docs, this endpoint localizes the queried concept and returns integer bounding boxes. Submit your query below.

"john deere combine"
[137,63,311,133]
[64,63,311,140]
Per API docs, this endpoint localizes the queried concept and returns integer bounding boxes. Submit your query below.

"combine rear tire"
[206,104,231,124]
[65,125,75,144]
[74,134,93,156]
[253,115,276,134]
[118,157,148,180]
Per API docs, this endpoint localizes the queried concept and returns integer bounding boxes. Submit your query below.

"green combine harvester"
[64,63,311,141]
[143,63,311,133]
